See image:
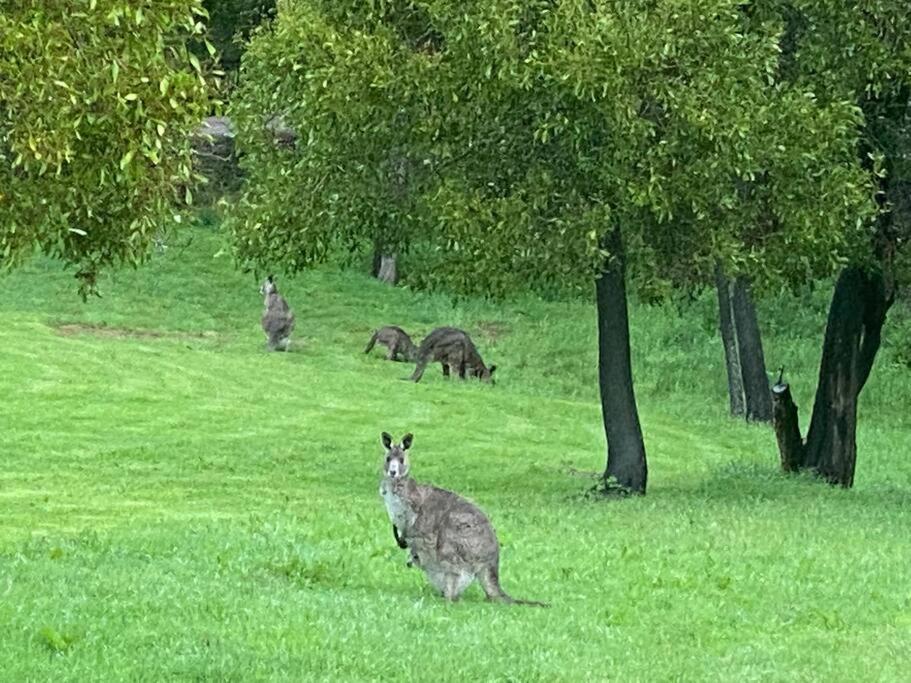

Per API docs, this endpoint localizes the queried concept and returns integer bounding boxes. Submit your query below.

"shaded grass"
[1,228,910,681]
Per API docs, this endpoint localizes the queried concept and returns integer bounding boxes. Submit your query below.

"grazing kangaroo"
[364,326,418,362]
[379,432,546,606]
[260,275,295,351]
[409,327,496,383]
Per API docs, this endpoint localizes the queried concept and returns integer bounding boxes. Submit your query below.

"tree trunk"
[800,267,892,487]
[377,254,398,284]
[372,249,398,285]
[596,228,648,494]
[714,264,745,418]
[731,276,772,422]
[771,379,804,472]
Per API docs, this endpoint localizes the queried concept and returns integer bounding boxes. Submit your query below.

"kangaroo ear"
[381,432,393,449]
[401,433,413,450]
[268,274,274,282]
[488,365,497,375]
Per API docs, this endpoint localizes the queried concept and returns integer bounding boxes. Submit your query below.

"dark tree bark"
[715,264,746,418]
[771,256,895,487]
[800,267,892,486]
[596,228,648,494]
[771,379,804,472]
[731,276,773,422]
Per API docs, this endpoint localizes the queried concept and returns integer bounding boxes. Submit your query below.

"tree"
[715,265,746,418]
[227,2,438,281]
[230,0,876,494]
[714,268,772,422]
[756,1,911,487]
[0,1,215,295]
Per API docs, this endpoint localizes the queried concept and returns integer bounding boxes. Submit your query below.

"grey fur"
[260,275,295,351]
[379,432,546,606]
[409,327,496,383]
[364,326,418,362]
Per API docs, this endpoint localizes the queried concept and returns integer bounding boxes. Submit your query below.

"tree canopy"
[0,0,215,294]
[230,0,876,296]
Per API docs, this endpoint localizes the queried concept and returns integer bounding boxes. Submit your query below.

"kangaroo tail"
[506,597,550,608]
[479,565,549,608]
[364,331,378,354]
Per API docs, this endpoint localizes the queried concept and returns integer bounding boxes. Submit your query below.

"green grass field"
[2,225,911,681]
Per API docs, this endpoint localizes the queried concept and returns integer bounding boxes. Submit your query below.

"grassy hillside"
[1,226,910,681]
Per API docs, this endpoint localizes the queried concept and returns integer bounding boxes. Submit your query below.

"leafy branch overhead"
[0,0,216,295]
[230,0,879,299]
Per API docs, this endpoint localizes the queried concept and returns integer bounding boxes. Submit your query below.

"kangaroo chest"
[380,479,412,528]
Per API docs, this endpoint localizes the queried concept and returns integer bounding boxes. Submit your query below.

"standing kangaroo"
[379,432,546,606]
[364,326,418,362]
[260,275,295,351]
[409,327,496,383]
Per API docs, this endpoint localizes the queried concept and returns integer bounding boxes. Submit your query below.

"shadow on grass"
[669,460,911,513]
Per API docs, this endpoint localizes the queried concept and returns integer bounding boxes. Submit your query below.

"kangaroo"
[378,432,546,606]
[364,326,418,362]
[408,327,496,383]
[260,275,295,351]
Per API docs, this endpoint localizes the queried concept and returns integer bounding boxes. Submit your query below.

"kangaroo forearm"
[392,524,408,549]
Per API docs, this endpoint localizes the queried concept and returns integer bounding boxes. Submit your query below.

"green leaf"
[119,149,135,170]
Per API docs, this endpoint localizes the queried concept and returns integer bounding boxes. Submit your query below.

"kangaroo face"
[260,275,277,297]
[382,431,413,479]
[477,364,497,384]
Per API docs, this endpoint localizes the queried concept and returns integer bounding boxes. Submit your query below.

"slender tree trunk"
[372,248,398,284]
[596,228,648,494]
[800,267,892,486]
[715,264,745,417]
[377,254,398,284]
[731,276,772,422]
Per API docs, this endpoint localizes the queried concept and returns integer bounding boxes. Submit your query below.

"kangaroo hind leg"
[443,571,474,602]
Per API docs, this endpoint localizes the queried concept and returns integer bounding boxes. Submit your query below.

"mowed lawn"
[1,226,911,681]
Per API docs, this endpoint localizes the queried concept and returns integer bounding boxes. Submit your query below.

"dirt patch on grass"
[52,322,216,341]
[475,320,510,340]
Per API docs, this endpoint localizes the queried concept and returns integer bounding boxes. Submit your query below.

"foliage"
[228,1,438,272]
[228,0,877,299]
[0,0,215,295]
[1,227,911,679]
[195,0,275,77]
[743,0,911,275]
